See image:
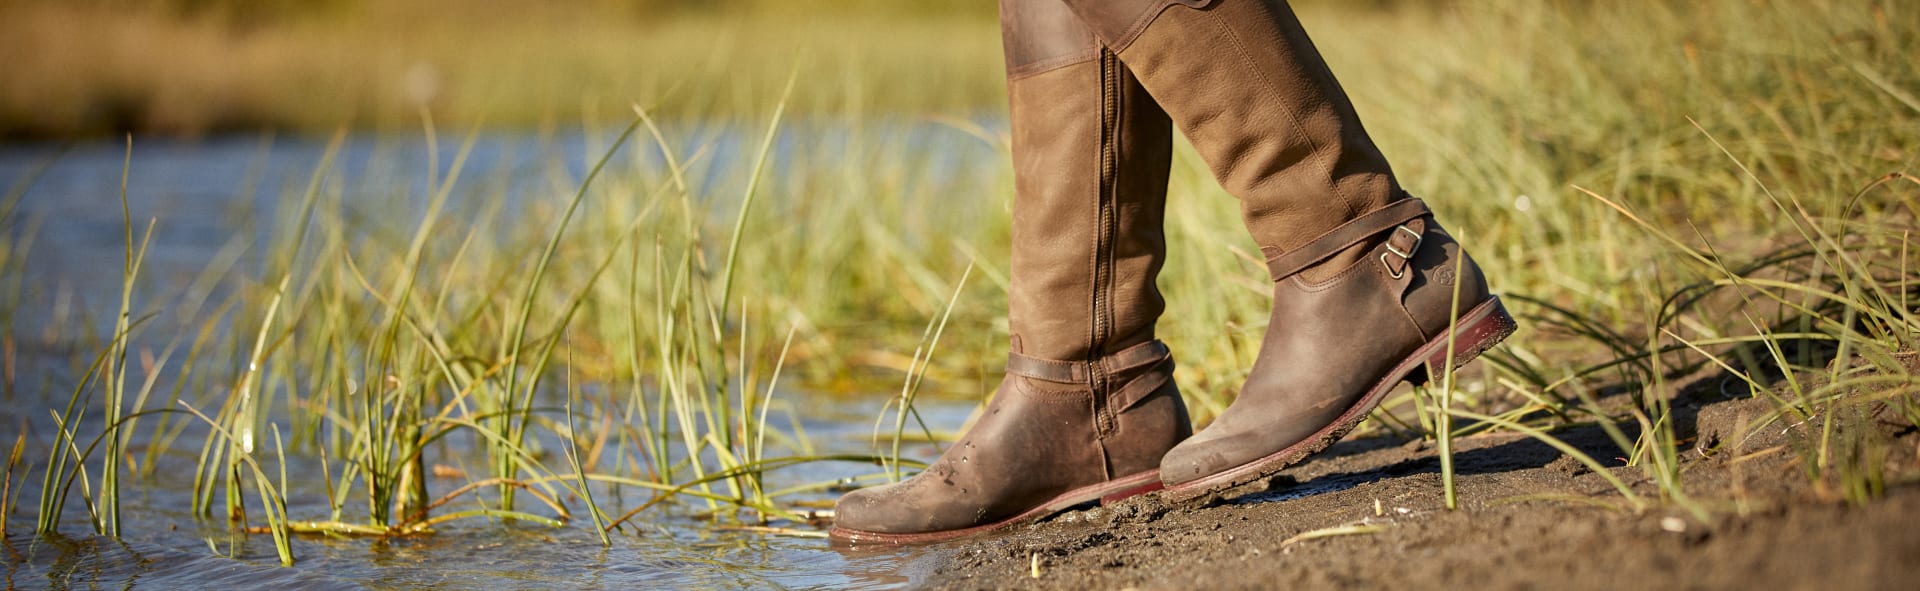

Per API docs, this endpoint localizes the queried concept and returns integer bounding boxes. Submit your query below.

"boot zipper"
[1090,48,1122,437]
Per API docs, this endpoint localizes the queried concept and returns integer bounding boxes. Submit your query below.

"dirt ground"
[906,383,1920,590]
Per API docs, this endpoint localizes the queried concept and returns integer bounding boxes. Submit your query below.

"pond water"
[2,398,970,589]
[0,124,1004,589]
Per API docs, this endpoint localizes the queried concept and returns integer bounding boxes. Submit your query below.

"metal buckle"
[1380,225,1423,279]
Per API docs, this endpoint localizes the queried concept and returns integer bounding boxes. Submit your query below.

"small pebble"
[1660,517,1687,533]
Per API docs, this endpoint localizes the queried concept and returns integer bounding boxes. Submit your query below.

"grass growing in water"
[1,0,1915,568]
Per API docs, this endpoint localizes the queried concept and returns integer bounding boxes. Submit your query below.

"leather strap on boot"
[1263,198,1431,281]
[1006,339,1174,414]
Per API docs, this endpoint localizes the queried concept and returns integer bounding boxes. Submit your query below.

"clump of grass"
[32,137,163,540]
[17,92,930,560]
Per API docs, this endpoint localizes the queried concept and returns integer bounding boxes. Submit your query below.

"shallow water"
[3,398,968,589]
[0,125,1001,589]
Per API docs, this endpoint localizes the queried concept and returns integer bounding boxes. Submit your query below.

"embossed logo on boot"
[1435,266,1457,287]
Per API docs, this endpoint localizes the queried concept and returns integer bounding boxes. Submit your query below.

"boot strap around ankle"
[1263,198,1432,281]
[1006,340,1174,412]
[1005,340,1170,384]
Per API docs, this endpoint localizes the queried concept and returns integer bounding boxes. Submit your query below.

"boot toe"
[1158,434,1241,486]
[831,482,920,534]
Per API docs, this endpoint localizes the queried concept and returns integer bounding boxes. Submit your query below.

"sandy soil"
[907,381,1920,590]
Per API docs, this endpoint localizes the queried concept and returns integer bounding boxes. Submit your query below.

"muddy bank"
[912,390,1920,590]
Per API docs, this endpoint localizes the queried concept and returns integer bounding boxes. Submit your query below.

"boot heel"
[1420,296,1516,381]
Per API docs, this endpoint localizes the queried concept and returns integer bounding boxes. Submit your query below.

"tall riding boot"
[829,0,1192,544]
[1060,0,1517,499]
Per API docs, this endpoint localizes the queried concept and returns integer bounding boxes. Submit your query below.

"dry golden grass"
[0,0,1001,137]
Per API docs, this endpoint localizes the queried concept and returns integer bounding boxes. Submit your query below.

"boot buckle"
[1380,225,1424,279]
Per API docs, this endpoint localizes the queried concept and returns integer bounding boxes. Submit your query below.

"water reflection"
[4,407,971,589]
[0,123,1002,589]
[4,532,364,590]
[829,541,957,589]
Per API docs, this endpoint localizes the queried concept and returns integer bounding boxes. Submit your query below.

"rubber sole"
[1160,296,1518,504]
[827,469,1165,545]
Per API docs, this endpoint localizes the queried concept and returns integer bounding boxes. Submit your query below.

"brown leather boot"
[1060,0,1517,500]
[829,0,1192,544]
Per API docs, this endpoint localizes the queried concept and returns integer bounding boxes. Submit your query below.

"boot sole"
[827,469,1164,545]
[1161,296,1517,504]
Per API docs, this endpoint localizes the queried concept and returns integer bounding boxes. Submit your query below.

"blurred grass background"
[0,0,1004,138]
[3,0,1914,404]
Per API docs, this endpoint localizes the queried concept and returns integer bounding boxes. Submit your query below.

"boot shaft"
[1002,0,1175,364]
[1064,0,1403,279]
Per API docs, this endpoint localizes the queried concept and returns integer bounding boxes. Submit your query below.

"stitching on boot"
[1393,273,1428,341]
[1397,305,1430,342]
[1210,6,1328,184]
[1107,0,1208,54]
[1204,3,1359,247]
[1007,49,1101,81]
[1015,377,1097,400]
[1286,253,1373,291]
